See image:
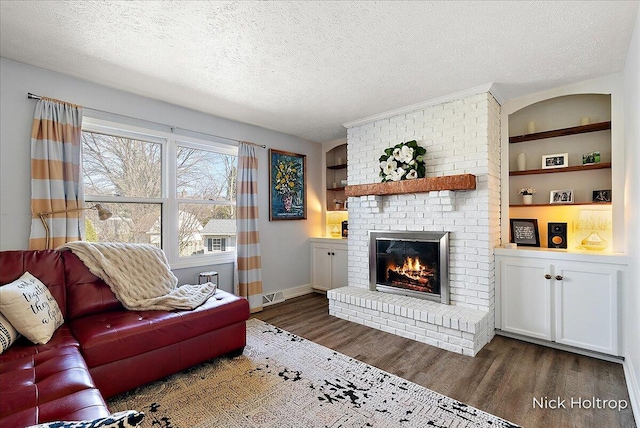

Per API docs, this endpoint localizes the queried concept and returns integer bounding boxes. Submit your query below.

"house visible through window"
[81,120,238,266]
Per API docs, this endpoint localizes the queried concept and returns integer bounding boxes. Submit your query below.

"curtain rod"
[27,92,267,149]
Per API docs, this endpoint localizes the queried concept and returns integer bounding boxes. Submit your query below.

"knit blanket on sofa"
[58,242,217,311]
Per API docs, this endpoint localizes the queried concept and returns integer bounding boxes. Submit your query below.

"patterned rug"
[108,319,519,427]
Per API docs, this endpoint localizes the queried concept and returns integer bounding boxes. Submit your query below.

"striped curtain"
[28,98,84,250]
[235,142,263,312]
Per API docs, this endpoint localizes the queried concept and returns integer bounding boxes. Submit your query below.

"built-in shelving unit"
[509,121,611,144]
[510,162,611,176]
[509,202,612,208]
[325,143,347,211]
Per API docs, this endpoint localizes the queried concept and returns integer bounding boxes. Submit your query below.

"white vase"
[523,194,533,205]
[517,153,526,171]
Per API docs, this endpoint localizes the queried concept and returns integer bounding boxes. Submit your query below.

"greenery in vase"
[379,140,426,182]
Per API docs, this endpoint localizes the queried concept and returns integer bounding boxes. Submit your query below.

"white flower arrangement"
[518,187,536,195]
[379,140,426,182]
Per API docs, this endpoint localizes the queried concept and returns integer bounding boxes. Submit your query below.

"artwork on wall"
[509,218,540,247]
[269,149,307,221]
[542,152,569,169]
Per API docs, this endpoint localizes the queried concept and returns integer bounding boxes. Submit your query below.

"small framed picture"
[510,218,540,247]
[542,153,569,169]
[592,189,611,203]
[550,189,574,204]
[582,151,601,165]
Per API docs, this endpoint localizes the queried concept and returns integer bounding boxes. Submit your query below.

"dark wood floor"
[252,293,636,428]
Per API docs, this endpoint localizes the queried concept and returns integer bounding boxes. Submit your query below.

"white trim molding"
[624,352,640,425]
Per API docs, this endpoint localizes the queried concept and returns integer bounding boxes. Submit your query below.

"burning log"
[387,269,435,293]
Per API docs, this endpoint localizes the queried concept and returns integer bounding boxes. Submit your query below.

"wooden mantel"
[344,174,476,197]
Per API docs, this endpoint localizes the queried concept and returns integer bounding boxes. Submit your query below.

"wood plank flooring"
[252,293,636,428]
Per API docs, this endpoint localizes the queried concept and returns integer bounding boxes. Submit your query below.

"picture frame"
[542,152,569,169]
[592,189,612,203]
[269,149,307,221]
[582,151,601,165]
[509,218,540,247]
[550,189,574,204]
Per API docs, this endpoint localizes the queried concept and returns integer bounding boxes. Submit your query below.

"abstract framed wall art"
[269,149,307,221]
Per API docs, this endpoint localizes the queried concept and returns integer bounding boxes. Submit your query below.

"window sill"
[170,252,236,270]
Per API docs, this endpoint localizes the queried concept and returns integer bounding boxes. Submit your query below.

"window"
[82,119,238,267]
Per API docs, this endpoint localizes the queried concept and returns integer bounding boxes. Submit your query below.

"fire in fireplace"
[369,231,450,304]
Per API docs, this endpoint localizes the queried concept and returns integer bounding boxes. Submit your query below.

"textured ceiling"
[0,1,638,143]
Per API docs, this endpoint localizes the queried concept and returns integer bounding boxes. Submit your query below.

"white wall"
[623,9,640,422]
[0,58,323,295]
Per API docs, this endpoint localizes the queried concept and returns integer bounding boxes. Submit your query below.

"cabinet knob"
[331,252,335,256]
[327,252,331,256]
[555,275,563,281]
[544,274,552,280]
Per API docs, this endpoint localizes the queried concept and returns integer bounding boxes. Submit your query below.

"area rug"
[108,319,519,427]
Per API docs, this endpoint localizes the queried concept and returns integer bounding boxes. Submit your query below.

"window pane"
[176,146,236,202]
[85,202,162,247]
[178,203,236,257]
[82,131,162,198]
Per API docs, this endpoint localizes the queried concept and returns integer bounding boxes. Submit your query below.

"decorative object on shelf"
[510,218,540,247]
[550,189,574,204]
[577,210,612,251]
[378,140,426,182]
[337,157,343,165]
[527,121,536,134]
[580,117,591,125]
[582,151,601,165]
[542,152,569,169]
[516,152,526,171]
[340,179,348,186]
[518,187,536,205]
[592,189,612,203]
[269,149,306,220]
[547,222,568,249]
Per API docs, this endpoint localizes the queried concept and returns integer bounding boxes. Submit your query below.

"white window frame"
[82,117,238,269]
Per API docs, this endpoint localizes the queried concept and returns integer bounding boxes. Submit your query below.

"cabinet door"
[330,244,348,289]
[554,263,619,355]
[311,243,332,291]
[500,259,552,340]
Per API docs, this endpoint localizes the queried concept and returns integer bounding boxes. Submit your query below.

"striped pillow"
[0,312,19,354]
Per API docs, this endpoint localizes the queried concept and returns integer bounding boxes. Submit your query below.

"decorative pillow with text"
[0,311,19,354]
[0,271,64,344]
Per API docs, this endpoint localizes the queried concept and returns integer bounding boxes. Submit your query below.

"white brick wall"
[338,92,501,354]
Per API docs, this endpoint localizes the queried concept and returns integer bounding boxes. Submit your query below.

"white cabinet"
[311,239,348,291]
[496,249,624,356]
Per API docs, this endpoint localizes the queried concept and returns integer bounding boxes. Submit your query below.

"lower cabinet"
[496,250,624,356]
[310,238,348,292]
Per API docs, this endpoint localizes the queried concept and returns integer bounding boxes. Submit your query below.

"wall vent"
[262,291,285,306]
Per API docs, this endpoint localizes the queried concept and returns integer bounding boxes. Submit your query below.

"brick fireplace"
[328,92,501,356]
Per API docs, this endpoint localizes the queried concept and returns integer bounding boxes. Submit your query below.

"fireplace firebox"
[369,231,449,304]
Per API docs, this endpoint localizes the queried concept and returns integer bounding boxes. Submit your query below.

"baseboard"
[495,330,624,364]
[623,351,640,424]
[262,284,313,307]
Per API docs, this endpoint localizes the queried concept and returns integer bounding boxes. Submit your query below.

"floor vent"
[262,291,285,306]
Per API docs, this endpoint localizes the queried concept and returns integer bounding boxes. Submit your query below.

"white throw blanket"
[57,242,217,311]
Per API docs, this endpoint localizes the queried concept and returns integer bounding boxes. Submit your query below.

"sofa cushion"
[0,272,65,344]
[71,290,250,368]
[0,324,79,362]
[0,250,67,319]
[0,312,19,354]
[27,410,145,428]
[61,252,123,320]
[0,346,109,427]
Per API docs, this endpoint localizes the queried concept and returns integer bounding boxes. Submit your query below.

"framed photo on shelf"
[269,149,307,221]
[509,218,540,247]
[550,189,574,204]
[582,151,601,165]
[542,152,569,169]
[592,189,611,203]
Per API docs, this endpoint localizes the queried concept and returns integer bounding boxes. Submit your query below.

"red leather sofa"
[0,250,250,427]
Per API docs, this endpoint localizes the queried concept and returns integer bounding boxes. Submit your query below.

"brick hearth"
[330,91,501,356]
